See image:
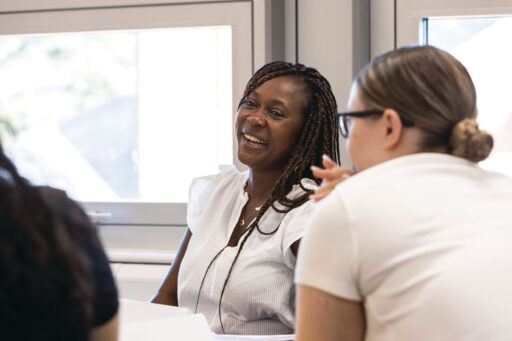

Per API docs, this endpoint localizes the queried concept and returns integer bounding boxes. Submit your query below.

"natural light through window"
[0,27,232,202]
[423,16,512,177]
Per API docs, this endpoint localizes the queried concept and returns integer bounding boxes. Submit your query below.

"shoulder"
[36,187,118,327]
[38,186,73,207]
[187,165,247,231]
[282,198,315,224]
[36,187,106,272]
[330,154,440,201]
[278,178,318,224]
[37,186,95,236]
[277,179,319,250]
[189,165,246,200]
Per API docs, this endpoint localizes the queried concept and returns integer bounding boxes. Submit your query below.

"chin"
[237,151,255,167]
[238,152,271,171]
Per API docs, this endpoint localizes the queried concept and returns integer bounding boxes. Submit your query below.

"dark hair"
[195,61,341,332]
[0,145,93,340]
[355,45,493,162]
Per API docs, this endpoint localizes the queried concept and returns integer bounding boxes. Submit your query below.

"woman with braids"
[152,61,340,334]
[0,144,119,340]
[295,45,512,341]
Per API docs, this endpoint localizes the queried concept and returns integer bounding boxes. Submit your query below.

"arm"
[291,239,301,257]
[311,155,354,201]
[296,285,365,341]
[295,187,365,339]
[91,312,119,341]
[151,228,192,305]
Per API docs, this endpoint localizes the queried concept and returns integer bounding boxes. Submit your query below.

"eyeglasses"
[335,110,414,138]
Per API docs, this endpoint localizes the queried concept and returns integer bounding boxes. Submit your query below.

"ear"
[381,109,404,150]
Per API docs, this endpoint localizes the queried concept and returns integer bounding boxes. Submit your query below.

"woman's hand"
[310,155,354,201]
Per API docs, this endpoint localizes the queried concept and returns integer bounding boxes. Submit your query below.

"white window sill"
[107,249,175,264]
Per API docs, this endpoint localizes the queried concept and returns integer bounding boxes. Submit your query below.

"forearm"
[151,289,178,306]
[150,228,192,306]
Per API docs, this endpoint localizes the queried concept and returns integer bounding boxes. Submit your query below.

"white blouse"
[178,165,316,335]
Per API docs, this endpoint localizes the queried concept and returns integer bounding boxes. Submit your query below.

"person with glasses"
[311,111,414,201]
[295,45,512,340]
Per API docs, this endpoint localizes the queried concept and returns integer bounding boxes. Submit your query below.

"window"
[1,27,232,203]
[371,0,512,177]
[0,1,252,225]
[423,16,512,177]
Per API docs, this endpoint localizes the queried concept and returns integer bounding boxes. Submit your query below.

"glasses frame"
[335,110,414,138]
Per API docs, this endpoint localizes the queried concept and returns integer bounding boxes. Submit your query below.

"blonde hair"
[355,45,493,162]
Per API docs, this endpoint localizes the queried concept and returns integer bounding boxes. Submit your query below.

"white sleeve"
[295,191,362,301]
[281,200,315,269]
[186,174,218,234]
[186,165,240,234]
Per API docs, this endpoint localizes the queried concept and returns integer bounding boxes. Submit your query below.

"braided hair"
[0,145,93,340]
[195,61,340,333]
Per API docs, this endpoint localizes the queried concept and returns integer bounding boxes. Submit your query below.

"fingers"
[310,178,343,201]
[311,191,329,201]
[310,165,331,179]
[311,172,355,203]
[321,154,337,169]
[309,155,356,201]
[311,164,353,181]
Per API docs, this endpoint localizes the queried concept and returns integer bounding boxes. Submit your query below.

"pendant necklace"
[239,200,263,227]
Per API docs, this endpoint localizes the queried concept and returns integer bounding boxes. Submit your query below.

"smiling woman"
[151,61,340,335]
[236,75,308,173]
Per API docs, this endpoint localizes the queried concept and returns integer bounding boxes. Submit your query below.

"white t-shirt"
[178,165,317,335]
[296,153,512,341]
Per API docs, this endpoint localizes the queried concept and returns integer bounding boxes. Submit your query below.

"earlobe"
[382,109,403,150]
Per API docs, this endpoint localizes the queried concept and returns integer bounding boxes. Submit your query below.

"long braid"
[196,61,340,333]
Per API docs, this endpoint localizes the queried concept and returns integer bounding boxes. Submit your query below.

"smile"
[243,133,267,145]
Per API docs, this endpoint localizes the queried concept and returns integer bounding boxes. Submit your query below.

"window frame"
[0,0,254,226]
[371,0,512,55]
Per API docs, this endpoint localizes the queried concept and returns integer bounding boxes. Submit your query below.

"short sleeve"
[281,200,316,269]
[295,191,362,301]
[186,174,217,233]
[186,165,241,234]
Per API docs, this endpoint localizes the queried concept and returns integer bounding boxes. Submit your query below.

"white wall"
[297,0,370,168]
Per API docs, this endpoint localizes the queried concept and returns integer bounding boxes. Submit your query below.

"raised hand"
[310,155,354,201]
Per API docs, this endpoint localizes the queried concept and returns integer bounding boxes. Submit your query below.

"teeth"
[244,134,265,144]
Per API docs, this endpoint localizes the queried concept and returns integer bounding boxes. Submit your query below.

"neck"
[246,167,282,200]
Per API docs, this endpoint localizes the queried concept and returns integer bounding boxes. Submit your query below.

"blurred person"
[0,143,119,341]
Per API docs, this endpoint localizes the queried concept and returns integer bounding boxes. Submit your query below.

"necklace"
[240,181,271,227]
[239,203,262,227]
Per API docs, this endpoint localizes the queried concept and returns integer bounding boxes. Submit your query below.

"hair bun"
[449,118,493,162]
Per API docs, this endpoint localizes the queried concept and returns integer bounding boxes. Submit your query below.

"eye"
[268,110,285,119]
[242,97,257,108]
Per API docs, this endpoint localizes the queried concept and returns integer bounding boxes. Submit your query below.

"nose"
[246,109,266,126]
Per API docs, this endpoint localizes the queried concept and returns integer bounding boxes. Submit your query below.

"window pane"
[0,27,232,202]
[423,17,512,177]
